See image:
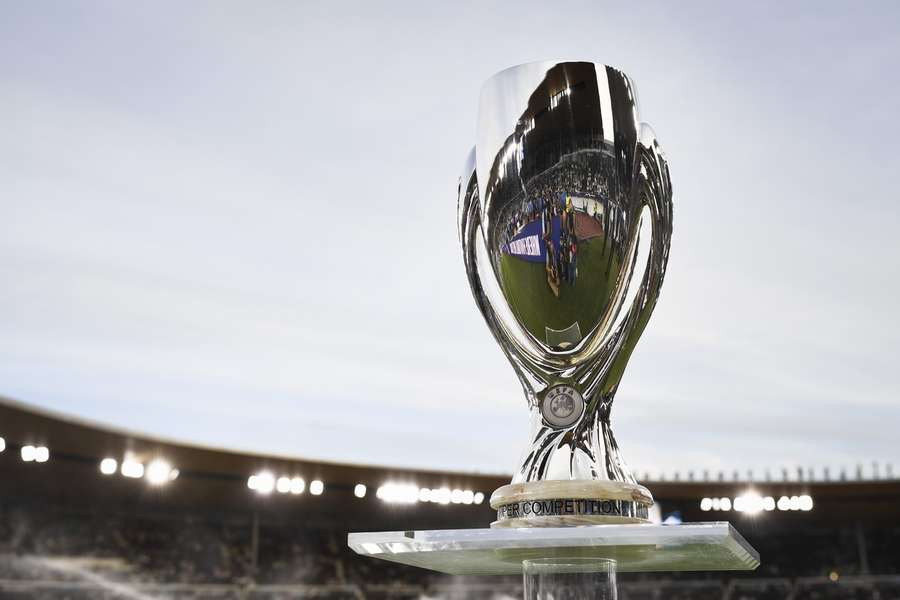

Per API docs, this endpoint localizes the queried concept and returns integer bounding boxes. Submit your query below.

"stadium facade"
[1,397,898,599]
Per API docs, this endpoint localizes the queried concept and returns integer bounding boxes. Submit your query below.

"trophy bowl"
[458,61,673,527]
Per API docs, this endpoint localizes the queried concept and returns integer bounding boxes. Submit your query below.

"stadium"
[4,3,900,600]
[2,397,898,600]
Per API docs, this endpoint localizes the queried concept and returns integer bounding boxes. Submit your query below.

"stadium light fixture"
[354,484,367,498]
[0,436,5,453]
[145,459,174,486]
[290,477,305,495]
[435,487,452,505]
[121,458,145,479]
[249,471,275,495]
[700,497,712,511]
[34,446,49,463]
[473,492,485,505]
[100,458,118,475]
[309,480,324,495]
[733,492,764,514]
[276,476,292,494]
[376,483,418,504]
[798,494,813,511]
[20,445,36,462]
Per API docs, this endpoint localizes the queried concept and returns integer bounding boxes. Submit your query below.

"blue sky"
[2,1,899,477]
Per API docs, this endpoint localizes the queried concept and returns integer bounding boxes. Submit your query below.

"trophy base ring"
[490,480,654,528]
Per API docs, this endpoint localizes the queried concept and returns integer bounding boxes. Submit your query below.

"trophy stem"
[512,406,636,484]
[489,408,653,527]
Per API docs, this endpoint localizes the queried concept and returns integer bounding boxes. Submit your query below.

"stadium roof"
[2,396,899,531]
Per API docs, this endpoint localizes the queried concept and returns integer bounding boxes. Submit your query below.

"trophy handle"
[585,124,673,403]
[458,148,545,404]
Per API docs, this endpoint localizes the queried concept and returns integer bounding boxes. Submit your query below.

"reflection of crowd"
[500,151,613,246]
[499,151,616,295]
[540,194,578,295]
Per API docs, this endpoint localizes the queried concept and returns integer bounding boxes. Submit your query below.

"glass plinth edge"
[348,522,759,576]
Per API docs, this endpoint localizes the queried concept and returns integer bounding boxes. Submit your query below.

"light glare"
[435,487,451,505]
[34,446,49,463]
[100,458,118,475]
[121,459,144,479]
[377,483,418,503]
[255,471,275,494]
[310,480,324,495]
[20,445,36,462]
[145,459,173,485]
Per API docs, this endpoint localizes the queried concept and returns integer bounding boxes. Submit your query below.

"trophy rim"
[481,59,629,84]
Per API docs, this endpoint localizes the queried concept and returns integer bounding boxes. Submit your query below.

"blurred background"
[1,1,899,599]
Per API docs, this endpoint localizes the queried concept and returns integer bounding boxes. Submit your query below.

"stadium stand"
[1,397,898,599]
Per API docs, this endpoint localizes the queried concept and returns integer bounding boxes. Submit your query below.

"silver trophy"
[458,61,673,527]
[352,62,756,589]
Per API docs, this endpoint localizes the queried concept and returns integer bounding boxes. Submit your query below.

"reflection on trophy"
[458,61,673,527]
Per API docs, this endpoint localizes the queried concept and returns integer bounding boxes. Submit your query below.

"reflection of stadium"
[494,149,624,349]
[481,62,643,352]
[2,399,900,599]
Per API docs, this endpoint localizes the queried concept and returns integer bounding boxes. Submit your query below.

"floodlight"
[255,471,275,494]
[145,459,173,485]
[121,459,144,479]
[34,446,49,463]
[100,458,118,475]
[20,445,36,462]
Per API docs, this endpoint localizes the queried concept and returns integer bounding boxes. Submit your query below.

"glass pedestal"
[349,522,759,599]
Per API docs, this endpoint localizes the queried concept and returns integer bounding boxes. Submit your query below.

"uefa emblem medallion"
[541,385,583,429]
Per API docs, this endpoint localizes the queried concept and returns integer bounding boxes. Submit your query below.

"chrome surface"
[458,61,672,485]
